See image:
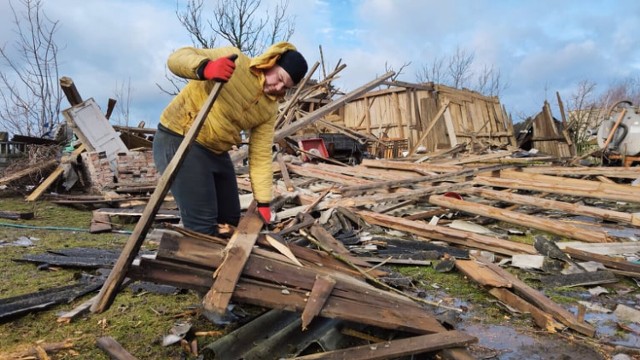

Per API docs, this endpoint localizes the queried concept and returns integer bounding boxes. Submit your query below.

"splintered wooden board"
[203,209,264,314]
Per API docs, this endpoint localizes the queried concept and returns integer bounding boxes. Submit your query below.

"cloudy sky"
[1,0,639,129]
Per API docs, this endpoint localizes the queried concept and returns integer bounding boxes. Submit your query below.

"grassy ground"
[0,197,222,359]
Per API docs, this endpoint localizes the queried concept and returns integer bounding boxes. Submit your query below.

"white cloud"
[1,0,640,130]
[37,0,188,122]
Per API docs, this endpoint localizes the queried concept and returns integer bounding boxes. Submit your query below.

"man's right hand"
[202,54,238,82]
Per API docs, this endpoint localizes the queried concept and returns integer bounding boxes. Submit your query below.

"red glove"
[257,203,271,224]
[201,54,238,82]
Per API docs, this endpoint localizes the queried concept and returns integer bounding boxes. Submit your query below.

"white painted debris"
[588,286,609,296]
[578,261,606,272]
[557,241,640,256]
[448,220,496,235]
[614,304,640,323]
[578,301,612,313]
[469,250,495,263]
[510,255,545,270]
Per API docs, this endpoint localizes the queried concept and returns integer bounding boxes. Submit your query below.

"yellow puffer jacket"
[160,42,297,203]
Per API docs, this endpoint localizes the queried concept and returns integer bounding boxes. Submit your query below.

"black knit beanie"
[276,50,308,85]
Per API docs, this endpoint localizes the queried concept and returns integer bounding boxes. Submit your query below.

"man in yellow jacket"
[153,42,308,235]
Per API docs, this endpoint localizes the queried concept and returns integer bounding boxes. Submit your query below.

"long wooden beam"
[475,171,640,203]
[521,166,640,179]
[315,163,417,181]
[474,257,596,337]
[502,170,640,202]
[356,210,536,256]
[286,163,373,186]
[361,159,463,174]
[561,247,640,276]
[455,260,564,333]
[338,164,510,195]
[463,187,640,226]
[428,194,611,243]
[292,331,477,360]
[25,145,86,202]
[324,182,473,209]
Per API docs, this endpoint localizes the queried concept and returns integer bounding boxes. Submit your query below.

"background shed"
[318,82,516,158]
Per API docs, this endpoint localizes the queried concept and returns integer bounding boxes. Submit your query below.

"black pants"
[153,125,240,235]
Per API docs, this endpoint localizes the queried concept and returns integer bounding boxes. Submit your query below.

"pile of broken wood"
[74,146,640,358]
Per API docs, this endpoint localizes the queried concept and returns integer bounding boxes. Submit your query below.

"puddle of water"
[460,323,605,360]
[461,323,535,354]
[581,308,640,348]
[452,298,640,359]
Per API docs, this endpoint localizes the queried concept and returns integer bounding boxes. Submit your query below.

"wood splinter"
[301,275,336,330]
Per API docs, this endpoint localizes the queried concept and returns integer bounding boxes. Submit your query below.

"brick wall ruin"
[81,150,157,194]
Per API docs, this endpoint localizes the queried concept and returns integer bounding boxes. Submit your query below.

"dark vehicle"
[318,133,369,165]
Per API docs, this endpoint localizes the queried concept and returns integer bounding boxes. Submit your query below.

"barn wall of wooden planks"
[324,83,517,156]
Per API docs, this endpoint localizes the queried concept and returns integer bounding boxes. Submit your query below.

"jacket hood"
[249,42,298,74]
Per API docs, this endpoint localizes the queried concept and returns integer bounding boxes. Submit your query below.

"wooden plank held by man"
[90,73,230,313]
[202,202,264,314]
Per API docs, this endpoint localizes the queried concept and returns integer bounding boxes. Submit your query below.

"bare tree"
[113,78,133,127]
[448,46,474,89]
[384,61,411,82]
[0,0,62,137]
[265,0,295,49]
[567,79,598,154]
[176,0,294,55]
[159,0,295,95]
[416,55,445,84]
[415,46,507,96]
[599,76,640,110]
[176,0,216,48]
[475,64,507,97]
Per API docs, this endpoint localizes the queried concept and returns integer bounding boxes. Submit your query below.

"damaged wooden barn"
[289,79,517,161]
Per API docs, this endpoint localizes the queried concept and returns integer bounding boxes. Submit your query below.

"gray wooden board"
[96,207,180,219]
[0,211,34,220]
[16,247,154,269]
[557,241,640,256]
[0,278,103,322]
[540,271,618,288]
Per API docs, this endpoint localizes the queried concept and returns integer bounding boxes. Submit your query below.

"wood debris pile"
[107,145,640,357]
[2,64,640,358]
